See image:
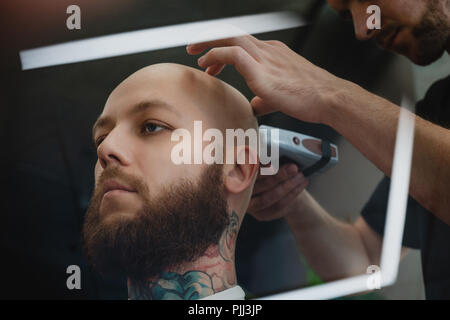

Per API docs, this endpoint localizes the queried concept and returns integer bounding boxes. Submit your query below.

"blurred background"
[1,0,448,299]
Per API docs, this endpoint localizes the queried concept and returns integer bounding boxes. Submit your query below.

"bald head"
[107,63,258,134]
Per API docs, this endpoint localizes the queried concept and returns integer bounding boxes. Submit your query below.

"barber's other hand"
[248,163,309,221]
[187,35,348,124]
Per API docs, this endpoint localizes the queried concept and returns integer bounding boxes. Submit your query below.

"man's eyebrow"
[92,99,180,139]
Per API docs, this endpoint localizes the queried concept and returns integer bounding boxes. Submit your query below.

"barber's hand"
[248,163,309,221]
[187,35,348,124]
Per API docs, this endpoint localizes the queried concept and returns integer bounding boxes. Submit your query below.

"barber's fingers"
[186,35,259,57]
[197,46,261,80]
[253,163,299,194]
[250,96,277,116]
[250,181,306,221]
[249,172,308,214]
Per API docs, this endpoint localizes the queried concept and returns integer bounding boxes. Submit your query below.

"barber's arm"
[187,36,450,225]
[249,164,409,281]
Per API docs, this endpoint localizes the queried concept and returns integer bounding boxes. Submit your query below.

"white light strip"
[259,97,416,300]
[380,99,416,285]
[258,274,371,300]
[20,11,308,70]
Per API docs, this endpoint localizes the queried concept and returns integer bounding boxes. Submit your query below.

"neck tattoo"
[128,211,240,300]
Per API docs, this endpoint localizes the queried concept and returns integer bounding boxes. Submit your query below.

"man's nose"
[96,129,132,169]
[351,5,379,41]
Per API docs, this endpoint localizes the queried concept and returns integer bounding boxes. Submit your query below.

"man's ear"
[224,145,259,194]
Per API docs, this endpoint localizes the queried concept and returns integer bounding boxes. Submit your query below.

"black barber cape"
[361,75,450,300]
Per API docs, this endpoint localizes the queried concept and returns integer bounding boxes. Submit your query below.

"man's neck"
[127,211,240,300]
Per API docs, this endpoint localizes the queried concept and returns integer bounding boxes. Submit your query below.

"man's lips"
[102,179,137,197]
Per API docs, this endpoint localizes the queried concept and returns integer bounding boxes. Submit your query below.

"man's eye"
[142,122,166,134]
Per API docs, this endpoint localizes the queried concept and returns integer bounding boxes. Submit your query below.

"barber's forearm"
[285,191,371,281]
[323,81,450,225]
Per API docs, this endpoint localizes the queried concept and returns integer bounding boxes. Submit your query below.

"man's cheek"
[94,161,102,187]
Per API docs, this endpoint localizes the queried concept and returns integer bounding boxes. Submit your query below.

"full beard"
[82,164,229,281]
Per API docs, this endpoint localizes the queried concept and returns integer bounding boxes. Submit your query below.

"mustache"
[94,166,149,198]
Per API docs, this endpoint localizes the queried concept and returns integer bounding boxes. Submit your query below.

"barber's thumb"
[250,96,275,116]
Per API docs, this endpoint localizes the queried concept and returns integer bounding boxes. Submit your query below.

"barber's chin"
[412,50,444,66]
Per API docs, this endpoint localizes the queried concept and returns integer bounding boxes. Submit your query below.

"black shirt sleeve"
[415,75,450,128]
[361,75,450,298]
[361,176,421,249]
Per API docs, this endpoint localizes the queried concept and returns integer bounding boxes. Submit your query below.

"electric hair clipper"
[259,125,339,177]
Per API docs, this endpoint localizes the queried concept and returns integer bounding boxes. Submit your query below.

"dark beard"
[410,0,449,65]
[374,0,449,65]
[82,164,229,281]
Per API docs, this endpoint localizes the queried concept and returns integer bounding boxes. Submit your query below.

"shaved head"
[109,63,258,134]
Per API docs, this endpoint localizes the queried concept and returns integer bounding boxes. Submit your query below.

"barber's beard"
[408,0,449,65]
[375,0,449,65]
[82,164,229,281]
